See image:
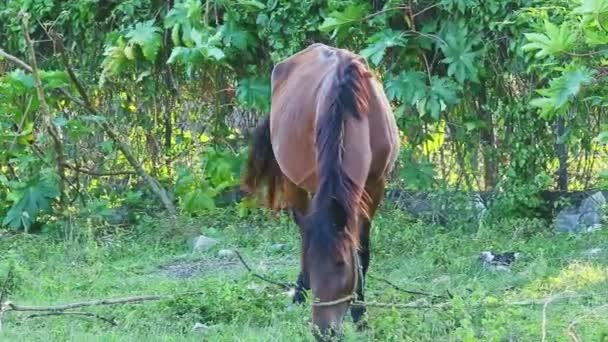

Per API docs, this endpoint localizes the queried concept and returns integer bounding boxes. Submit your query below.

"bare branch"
[62,163,137,177]
[0,48,33,72]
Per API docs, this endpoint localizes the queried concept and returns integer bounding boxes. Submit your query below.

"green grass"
[1,208,607,341]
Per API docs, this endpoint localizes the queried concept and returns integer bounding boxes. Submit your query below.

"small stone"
[583,248,603,257]
[192,322,210,332]
[217,249,236,259]
[432,275,450,283]
[269,243,287,252]
[191,235,219,253]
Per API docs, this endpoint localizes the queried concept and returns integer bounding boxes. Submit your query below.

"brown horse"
[243,43,399,338]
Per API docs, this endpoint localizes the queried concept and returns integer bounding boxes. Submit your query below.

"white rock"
[191,235,219,253]
[217,249,236,259]
[192,322,210,332]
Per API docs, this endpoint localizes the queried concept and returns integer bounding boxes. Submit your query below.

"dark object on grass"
[479,251,520,270]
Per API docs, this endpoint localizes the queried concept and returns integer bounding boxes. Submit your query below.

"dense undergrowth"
[1,207,607,341]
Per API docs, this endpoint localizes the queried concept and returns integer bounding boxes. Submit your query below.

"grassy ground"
[1,207,607,341]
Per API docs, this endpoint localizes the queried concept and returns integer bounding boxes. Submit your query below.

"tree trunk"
[478,84,497,190]
[555,117,568,191]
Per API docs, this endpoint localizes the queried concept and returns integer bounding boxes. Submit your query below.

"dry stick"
[541,295,557,342]
[62,163,137,177]
[21,13,67,204]
[0,48,33,72]
[234,250,294,291]
[352,299,450,310]
[7,292,201,312]
[25,312,117,327]
[47,29,177,216]
[0,266,15,332]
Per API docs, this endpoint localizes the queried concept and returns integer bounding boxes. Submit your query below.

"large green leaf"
[360,29,407,66]
[125,20,163,62]
[522,20,577,58]
[236,76,270,112]
[220,11,257,51]
[101,38,130,76]
[2,171,59,231]
[531,66,596,116]
[426,76,460,119]
[319,4,369,38]
[385,71,427,105]
[440,21,480,84]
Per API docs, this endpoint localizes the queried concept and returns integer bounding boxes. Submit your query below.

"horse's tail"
[242,116,283,208]
[310,58,371,236]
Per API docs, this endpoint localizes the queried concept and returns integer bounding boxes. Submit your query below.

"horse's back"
[270,43,399,193]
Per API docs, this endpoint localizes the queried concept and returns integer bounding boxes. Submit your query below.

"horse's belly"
[271,110,318,193]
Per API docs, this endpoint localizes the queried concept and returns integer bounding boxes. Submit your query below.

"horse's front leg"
[351,217,370,325]
[292,209,310,304]
[351,179,385,329]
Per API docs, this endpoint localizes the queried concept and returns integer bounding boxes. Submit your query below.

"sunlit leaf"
[125,20,163,62]
[360,29,407,66]
[2,171,59,231]
[531,66,596,116]
[319,3,369,37]
[522,21,577,58]
[385,71,427,105]
[440,21,480,83]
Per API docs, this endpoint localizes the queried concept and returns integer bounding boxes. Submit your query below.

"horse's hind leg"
[283,180,310,304]
[351,178,385,328]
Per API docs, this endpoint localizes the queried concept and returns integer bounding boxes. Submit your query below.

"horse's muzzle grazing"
[312,307,348,341]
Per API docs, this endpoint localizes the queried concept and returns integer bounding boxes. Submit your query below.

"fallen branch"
[234,250,294,291]
[541,295,557,342]
[6,291,204,312]
[25,312,117,327]
[352,298,450,310]
[62,163,137,177]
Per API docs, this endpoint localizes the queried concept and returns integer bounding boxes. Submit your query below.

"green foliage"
[124,20,163,62]
[530,66,596,117]
[360,29,407,66]
[1,169,59,231]
[522,20,577,58]
[318,3,369,39]
[440,20,480,84]
[236,76,270,112]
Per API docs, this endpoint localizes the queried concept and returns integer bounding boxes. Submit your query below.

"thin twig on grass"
[26,312,117,326]
[541,295,557,342]
[234,250,294,291]
[366,273,449,299]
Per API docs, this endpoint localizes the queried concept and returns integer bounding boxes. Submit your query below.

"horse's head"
[302,208,360,340]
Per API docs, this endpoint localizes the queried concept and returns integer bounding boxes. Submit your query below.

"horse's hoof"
[355,318,369,332]
[292,290,307,304]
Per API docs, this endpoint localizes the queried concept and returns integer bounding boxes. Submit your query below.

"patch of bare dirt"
[157,258,240,278]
